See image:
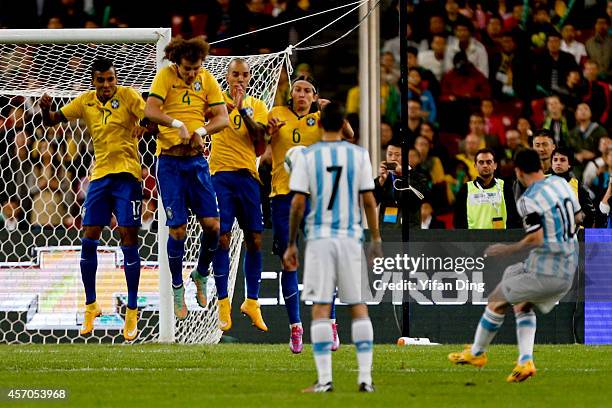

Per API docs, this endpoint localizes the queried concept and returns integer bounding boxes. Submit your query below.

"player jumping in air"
[283,101,381,392]
[449,148,583,382]
[144,37,229,320]
[209,58,268,331]
[40,58,147,340]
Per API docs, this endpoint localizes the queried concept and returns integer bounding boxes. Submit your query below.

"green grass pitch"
[1,344,611,407]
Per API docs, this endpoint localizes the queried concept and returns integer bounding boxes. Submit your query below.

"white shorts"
[498,262,573,314]
[302,237,366,304]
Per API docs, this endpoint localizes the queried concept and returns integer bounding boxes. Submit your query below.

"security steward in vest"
[454,148,520,229]
[551,146,595,228]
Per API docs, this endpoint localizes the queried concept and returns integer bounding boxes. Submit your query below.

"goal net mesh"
[0,37,288,344]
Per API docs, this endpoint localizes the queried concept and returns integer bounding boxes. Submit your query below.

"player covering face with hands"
[208,59,269,332]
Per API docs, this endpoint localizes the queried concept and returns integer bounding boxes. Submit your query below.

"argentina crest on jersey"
[110,99,120,109]
[306,116,316,126]
[193,80,202,91]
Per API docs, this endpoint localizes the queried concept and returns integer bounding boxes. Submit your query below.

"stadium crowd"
[1,0,612,238]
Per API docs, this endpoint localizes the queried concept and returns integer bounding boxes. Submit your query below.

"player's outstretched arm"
[39,93,65,127]
[485,228,544,257]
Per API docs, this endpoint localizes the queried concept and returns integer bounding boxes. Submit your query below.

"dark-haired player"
[145,37,229,320]
[40,58,147,340]
[266,76,352,353]
[449,149,583,382]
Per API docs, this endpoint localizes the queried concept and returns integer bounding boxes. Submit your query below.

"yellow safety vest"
[466,178,507,229]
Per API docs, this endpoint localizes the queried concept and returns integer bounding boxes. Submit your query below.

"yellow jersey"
[209,92,268,181]
[269,106,322,197]
[60,85,144,181]
[149,64,225,155]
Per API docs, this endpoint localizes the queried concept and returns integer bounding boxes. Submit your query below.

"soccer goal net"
[0,28,289,344]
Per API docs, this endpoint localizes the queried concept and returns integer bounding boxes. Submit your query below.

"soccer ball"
[284,145,306,174]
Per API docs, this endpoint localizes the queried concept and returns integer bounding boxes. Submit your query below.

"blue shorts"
[83,173,142,227]
[157,155,219,227]
[212,171,263,234]
[270,193,310,257]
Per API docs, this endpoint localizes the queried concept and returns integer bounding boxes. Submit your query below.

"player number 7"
[326,165,343,210]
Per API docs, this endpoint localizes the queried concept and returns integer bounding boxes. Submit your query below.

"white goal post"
[0,28,289,344]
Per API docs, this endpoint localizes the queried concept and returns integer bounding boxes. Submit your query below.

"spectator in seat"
[499,129,527,179]
[533,31,579,96]
[464,112,501,154]
[417,33,449,82]
[583,136,612,193]
[480,15,504,56]
[456,133,482,181]
[588,146,612,227]
[443,0,472,34]
[0,198,24,231]
[421,200,445,229]
[381,51,401,86]
[1,130,33,212]
[408,47,440,100]
[414,135,445,186]
[243,0,275,53]
[542,95,571,147]
[27,139,70,230]
[502,3,524,31]
[490,30,534,101]
[583,60,610,126]
[407,98,424,146]
[445,21,489,77]
[568,103,609,168]
[481,98,507,145]
[408,68,437,123]
[516,117,533,146]
[381,120,395,152]
[597,175,612,228]
[560,23,587,65]
[556,69,585,116]
[528,6,557,50]
[585,15,611,81]
[440,51,491,133]
[417,14,447,51]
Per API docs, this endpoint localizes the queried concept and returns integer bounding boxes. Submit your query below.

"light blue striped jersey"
[289,140,375,241]
[517,175,581,280]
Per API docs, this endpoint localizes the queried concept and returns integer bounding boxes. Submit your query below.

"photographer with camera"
[375,140,426,234]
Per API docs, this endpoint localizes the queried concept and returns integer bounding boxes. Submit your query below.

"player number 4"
[182,91,191,105]
[326,165,342,210]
